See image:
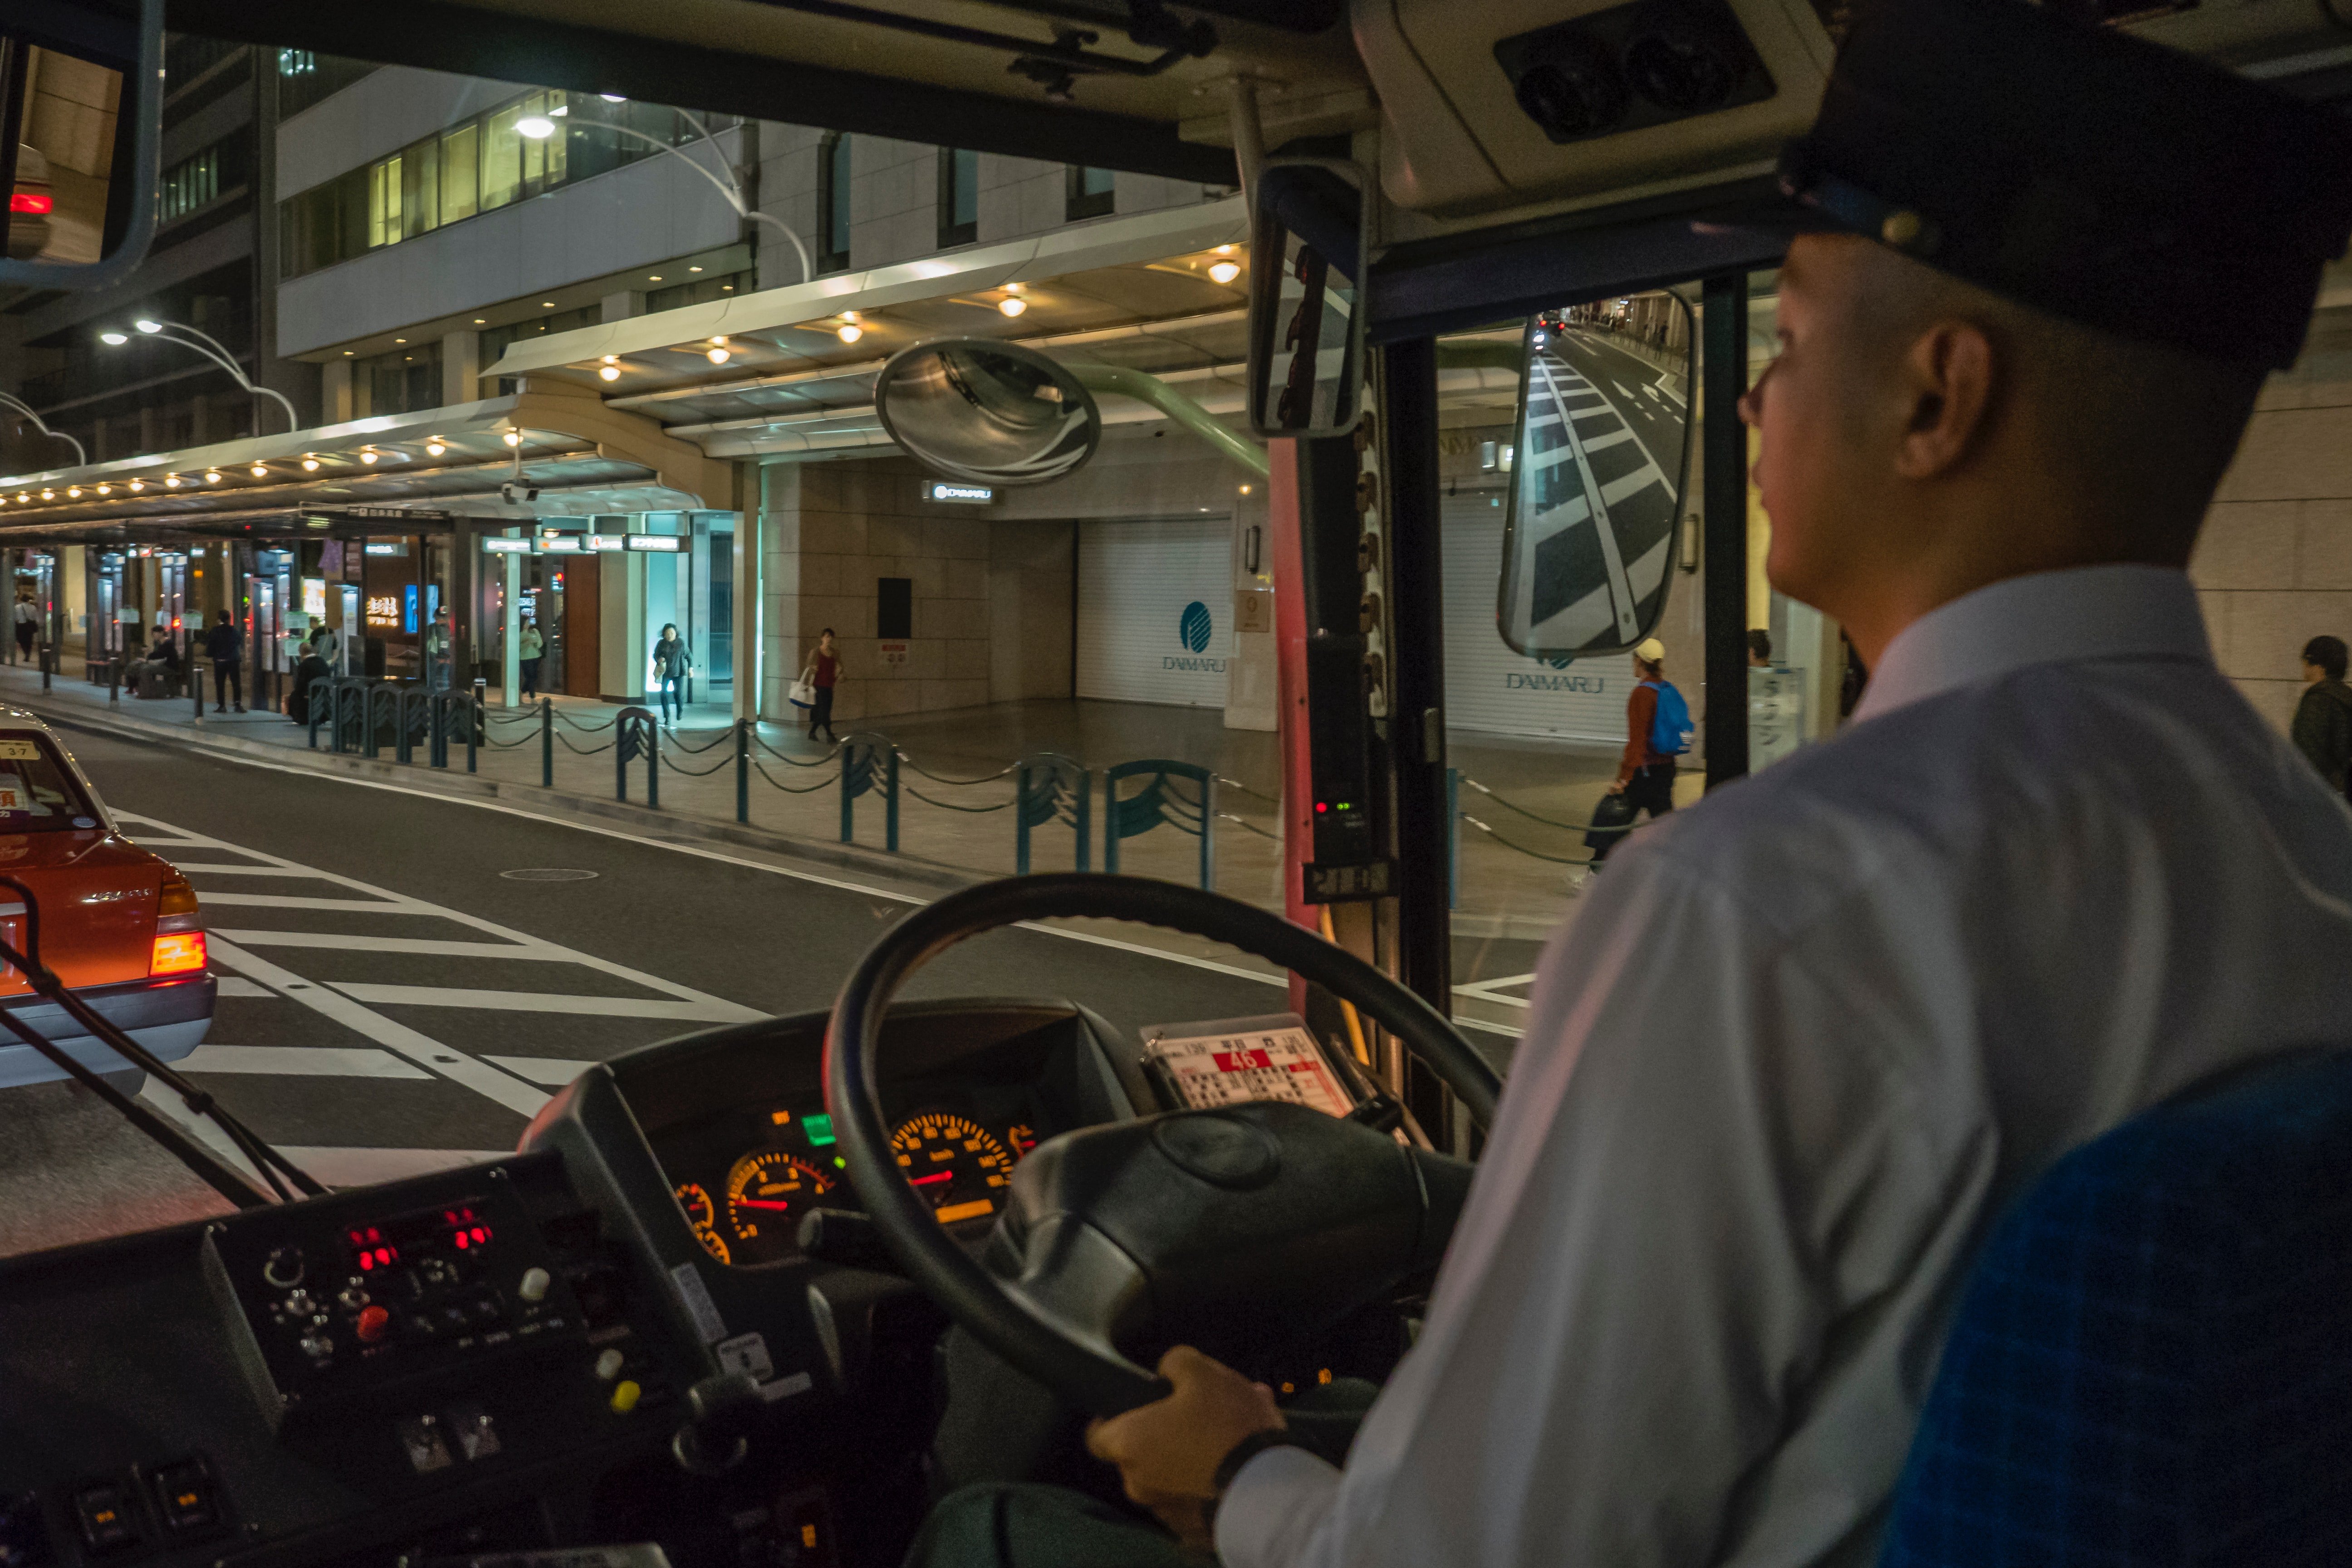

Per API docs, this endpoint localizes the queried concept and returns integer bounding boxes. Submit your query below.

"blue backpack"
[1642,678,1693,756]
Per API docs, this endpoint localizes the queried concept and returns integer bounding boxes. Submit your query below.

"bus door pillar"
[1701,274,1753,789]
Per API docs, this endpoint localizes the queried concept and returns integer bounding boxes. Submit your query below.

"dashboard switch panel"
[203,1179,587,1436]
[67,1481,137,1557]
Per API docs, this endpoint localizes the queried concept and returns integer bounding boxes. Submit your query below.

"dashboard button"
[608,1380,642,1415]
[594,1348,625,1382]
[396,1416,453,1474]
[516,1267,551,1303]
[261,1245,305,1289]
[68,1483,137,1556]
[148,1461,221,1539]
[355,1305,392,1344]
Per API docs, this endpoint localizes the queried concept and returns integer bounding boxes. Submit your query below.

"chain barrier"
[1212,774,1279,804]
[659,726,735,756]
[1217,813,1280,841]
[754,760,839,795]
[554,730,616,756]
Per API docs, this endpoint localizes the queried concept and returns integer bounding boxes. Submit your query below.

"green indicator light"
[802,1113,836,1146]
[833,1156,846,1169]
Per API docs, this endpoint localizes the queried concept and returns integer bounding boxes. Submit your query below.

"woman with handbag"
[799,628,842,745]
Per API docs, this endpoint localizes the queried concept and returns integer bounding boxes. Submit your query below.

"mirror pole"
[1381,339,1450,1019]
[1700,274,1751,789]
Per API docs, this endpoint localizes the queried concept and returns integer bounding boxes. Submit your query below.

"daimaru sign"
[1164,600,1224,673]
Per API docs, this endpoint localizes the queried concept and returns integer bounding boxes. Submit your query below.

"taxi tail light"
[8,193,53,216]
[150,930,206,977]
[157,871,200,924]
[153,872,205,973]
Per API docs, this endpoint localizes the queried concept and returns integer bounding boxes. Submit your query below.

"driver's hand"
[1086,1346,1284,1550]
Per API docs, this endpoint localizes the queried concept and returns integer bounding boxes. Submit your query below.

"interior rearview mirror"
[0,0,162,289]
[1246,158,1372,440]
[872,337,1104,487]
[1497,290,1697,657]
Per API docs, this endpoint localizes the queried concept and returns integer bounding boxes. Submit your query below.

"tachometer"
[675,1182,730,1264]
[891,1113,1014,1225]
[726,1152,835,1245]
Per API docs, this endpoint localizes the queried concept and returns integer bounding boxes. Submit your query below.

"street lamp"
[99,317,299,433]
[514,105,813,284]
[0,392,87,466]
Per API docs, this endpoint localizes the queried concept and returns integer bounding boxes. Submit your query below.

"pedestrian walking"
[650,623,690,725]
[12,592,37,662]
[1587,637,1690,869]
[1747,628,1773,666]
[2291,634,2352,795]
[425,609,455,693]
[519,619,544,700]
[202,610,244,714]
[806,627,842,745]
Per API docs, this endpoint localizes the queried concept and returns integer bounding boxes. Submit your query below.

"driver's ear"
[1891,319,1997,480]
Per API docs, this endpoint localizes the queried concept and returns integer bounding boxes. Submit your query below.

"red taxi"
[0,710,213,1089]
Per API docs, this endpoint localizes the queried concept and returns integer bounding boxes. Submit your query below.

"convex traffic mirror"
[1497,290,1695,657]
[873,337,1102,488]
[1245,158,1372,440]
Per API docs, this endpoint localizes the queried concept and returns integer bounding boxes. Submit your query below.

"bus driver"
[919,0,2352,1562]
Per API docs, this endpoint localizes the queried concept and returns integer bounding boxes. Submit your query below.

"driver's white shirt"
[1216,565,2352,1568]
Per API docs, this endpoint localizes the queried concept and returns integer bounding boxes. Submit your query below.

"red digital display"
[443,1207,494,1251]
[347,1225,399,1271]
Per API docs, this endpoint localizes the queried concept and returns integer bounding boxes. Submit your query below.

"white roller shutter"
[1444,494,1633,741]
[1077,518,1232,708]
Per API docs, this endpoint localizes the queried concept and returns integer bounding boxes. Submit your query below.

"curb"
[19,696,989,896]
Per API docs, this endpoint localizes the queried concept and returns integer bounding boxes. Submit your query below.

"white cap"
[1634,637,1666,664]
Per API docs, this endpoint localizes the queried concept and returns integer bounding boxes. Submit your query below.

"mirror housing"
[1245,158,1373,440]
[872,337,1103,488]
[1496,291,1696,657]
[0,0,162,290]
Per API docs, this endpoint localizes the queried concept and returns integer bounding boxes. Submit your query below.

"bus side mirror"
[1245,158,1373,441]
[0,0,162,291]
[1495,290,1697,658]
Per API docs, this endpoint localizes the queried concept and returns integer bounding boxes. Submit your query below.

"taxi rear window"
[0,735,98,832]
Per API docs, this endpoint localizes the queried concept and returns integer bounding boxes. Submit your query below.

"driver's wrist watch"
[1205,1427,1304,1537]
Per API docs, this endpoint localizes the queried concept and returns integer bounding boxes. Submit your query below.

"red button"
[356,1304,392,1343]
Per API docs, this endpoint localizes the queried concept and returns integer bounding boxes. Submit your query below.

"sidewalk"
[0,664,1681,983]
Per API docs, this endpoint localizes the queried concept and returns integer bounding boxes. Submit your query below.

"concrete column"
[502,529,522,706]
[442,331,481,407]
[322,361,353,423]
[601,550,647,702]
[758,462,805,724]
[600,291,640,324]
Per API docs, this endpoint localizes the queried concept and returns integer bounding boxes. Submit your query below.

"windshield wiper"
[0,874,321,1211]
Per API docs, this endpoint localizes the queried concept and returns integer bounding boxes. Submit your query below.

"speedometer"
[675,1182,729,1264]
[726,1152,835,1246]
[891,1113,1014,1225]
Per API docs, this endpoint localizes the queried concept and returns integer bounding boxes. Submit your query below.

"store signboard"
[625,534,682,552]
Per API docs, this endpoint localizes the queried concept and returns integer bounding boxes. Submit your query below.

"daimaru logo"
[1164,599,1225,673]
[1506,651,1606,693]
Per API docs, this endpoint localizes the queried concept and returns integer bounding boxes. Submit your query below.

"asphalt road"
[47,726,1301,1179]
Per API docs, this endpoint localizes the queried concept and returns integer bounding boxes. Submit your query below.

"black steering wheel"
[821,873,1503,1415]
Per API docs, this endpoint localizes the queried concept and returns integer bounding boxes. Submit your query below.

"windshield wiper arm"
[0,874,323,1209]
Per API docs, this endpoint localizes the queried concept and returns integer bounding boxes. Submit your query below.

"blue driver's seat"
[1881,1049,2352,1566]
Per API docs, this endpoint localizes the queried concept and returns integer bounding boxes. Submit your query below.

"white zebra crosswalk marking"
[327,983,760,1024]
[113,811,766,1131]
[178,1044,433,1078]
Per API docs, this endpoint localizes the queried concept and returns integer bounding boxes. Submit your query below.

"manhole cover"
[500,868,599,882]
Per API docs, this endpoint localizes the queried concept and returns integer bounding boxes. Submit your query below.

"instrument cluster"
[662,1090,1046,1268]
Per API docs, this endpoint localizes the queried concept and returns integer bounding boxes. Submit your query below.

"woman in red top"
[807,627,842,744]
